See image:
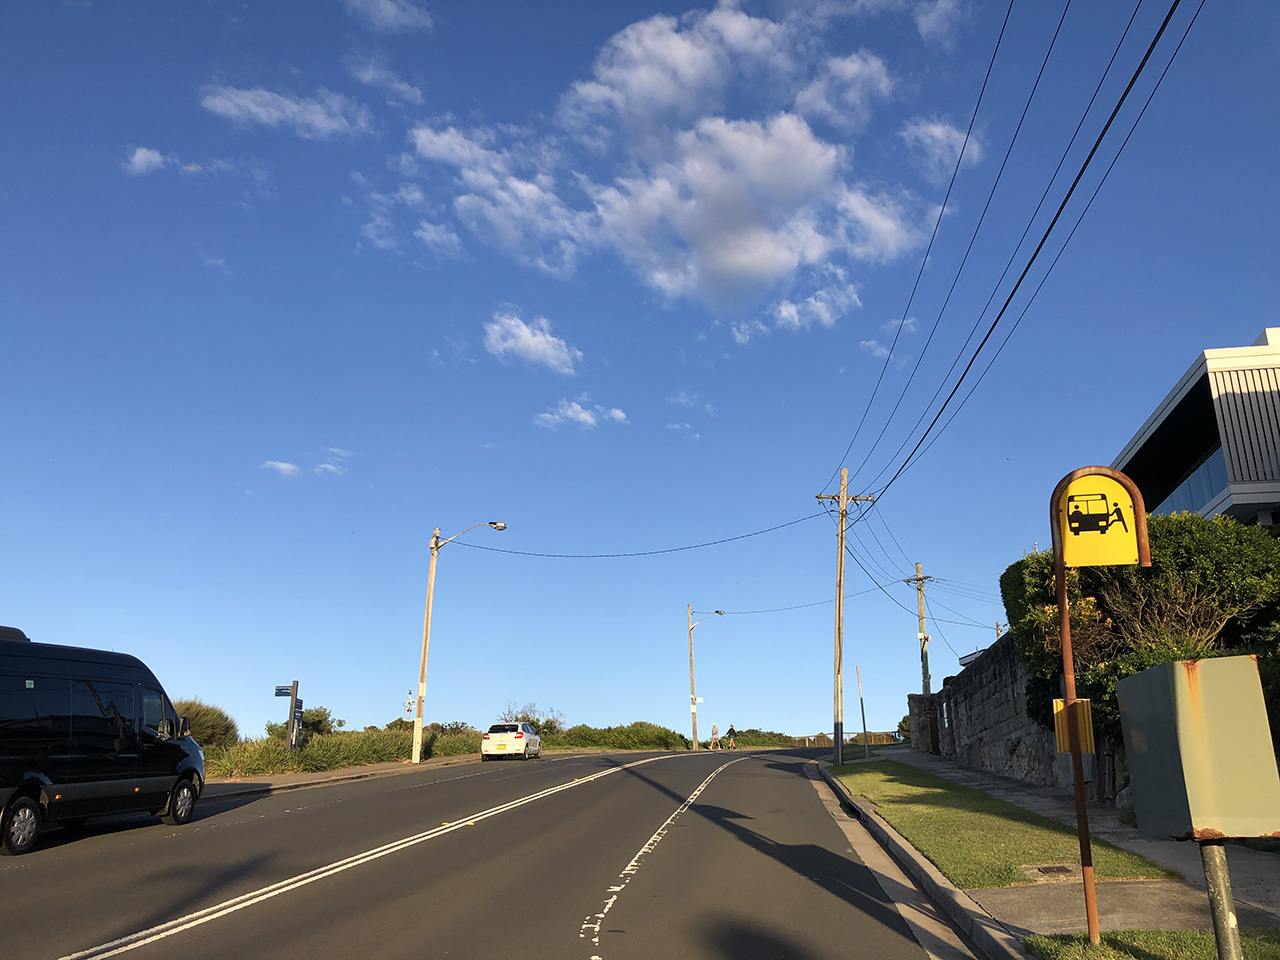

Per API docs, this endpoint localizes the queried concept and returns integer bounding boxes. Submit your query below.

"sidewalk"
[823,745,1280,954]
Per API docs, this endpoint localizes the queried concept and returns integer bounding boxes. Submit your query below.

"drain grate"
[1038,865,1072,875]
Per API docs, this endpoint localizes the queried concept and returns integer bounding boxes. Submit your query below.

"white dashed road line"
[578,754,753,959]
[58,754,684,960]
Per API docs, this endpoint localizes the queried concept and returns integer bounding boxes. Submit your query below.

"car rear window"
[488,723,518,733]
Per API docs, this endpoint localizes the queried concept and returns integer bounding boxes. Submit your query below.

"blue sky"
[3,0,1277,741]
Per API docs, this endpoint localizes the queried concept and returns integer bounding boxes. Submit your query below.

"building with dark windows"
[1113,328,1280,524]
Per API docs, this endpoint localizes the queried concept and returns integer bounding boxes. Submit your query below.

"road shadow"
[612,753,916,941]
[701,914,821,960]
[32,793,263,854]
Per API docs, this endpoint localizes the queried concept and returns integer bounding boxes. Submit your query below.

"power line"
[859,0,1145,495]
[869,0,1190,504]
[451,512,825,559]
[924,594,991,628]
[845,0,1075,490]
[924,597,962,657]
[694,586,880,617]
[894,0,1206,483]
[822,0,1016,494]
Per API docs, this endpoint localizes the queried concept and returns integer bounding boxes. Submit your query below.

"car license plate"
[497,744,506,750]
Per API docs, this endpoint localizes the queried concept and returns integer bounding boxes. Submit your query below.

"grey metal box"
[1116,655,1280,840]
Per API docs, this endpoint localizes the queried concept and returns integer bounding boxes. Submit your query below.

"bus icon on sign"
[1067,493,1128,535]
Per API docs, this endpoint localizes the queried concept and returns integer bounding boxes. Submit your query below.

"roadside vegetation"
[1001,512,1280,754]
[833,759,1175,890]
[1024,930,1280,960]
[191,698,793,778]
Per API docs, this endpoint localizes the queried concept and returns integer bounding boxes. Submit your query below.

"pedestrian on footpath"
[710,722,720,750]
[726,725,737,750]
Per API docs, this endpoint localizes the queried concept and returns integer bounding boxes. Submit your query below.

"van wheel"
[2,797,42,856]
[162,779,198,826]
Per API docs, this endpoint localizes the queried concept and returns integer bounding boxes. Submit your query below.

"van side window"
[0,675,71,754]
[71,681,137,755]
[141,687,172,738]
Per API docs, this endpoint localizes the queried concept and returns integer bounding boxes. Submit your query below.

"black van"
[0,626,205,854]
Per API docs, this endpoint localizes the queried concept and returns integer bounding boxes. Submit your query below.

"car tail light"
[482,733,490,739]
[514,731,524,738]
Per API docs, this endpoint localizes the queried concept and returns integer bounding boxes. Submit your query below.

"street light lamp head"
[714,610,726,615]
[488,522,507,531]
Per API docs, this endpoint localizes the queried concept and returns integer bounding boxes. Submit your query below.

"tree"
[264,705,345,744]
[172,698,239,750]
[896,714,911,742]
[1001,512,1280,740]
[498,701,566,738]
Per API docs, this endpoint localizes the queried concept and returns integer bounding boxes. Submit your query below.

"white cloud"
[859,339,891,358]
[771,277,861,332]
[900,117,983,185]
[122,147,168,176]
[558,6,792,148]
[345,54,424,105]
[883,315,918,333]
[342,0,433,32]
[794,51,894,130]
[371,7,938,339]
[414,221,463,258]
[260,461,300,476]
[534,397,627,430]
[201,86,374,140]
[591,112,841,307]
[665,423,701,440]
[914,0,968,46]
[730,318,769,345]
[484,312,582,375]
[202,255,230,274]
[315,463,345,477]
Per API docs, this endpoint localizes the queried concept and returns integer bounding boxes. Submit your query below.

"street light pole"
[687,605,724,751]
[412,520,506,764]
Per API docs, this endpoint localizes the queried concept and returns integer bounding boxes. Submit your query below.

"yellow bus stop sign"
[1057,474,1139,567]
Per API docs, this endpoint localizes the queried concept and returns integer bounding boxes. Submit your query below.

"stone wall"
[910,633,1127,803]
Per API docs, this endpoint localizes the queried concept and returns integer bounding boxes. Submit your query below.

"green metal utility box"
[1116,655,1280,841]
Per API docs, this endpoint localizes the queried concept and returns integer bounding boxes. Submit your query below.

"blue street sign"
[275,685,292,697]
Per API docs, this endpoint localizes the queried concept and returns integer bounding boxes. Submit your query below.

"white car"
[481,722,541,760]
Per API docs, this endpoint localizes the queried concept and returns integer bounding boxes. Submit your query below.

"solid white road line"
[58,754,687,960]
[578,754,754,958]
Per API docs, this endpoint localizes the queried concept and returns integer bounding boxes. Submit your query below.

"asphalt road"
[6,750,944,960]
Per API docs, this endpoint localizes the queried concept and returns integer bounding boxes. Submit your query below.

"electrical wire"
[451,512,825,559]
[844,0,1075,490]
[869,0,1189,505]
[859,0,1145,494]
[822,0,1016,495]
[893,0,1206,483]
[693,586,880,617]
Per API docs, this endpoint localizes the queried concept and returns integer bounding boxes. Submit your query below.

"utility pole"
[815,467,874,765]
[686,606,724,751]
[903,563,933,695]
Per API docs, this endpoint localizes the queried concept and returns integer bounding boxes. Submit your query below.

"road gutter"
[819,761,1033,960]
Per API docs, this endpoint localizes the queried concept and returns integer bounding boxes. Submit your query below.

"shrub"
[1001,513,1280,746]
[172,698,239,750]
[733,728,790,747]
[549,721,690,751]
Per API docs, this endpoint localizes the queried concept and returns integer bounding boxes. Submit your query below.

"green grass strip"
[834,759,1177,890]
[1025,929,1280,960]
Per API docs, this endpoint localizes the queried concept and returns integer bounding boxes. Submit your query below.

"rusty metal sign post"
[1050,466,1150,945]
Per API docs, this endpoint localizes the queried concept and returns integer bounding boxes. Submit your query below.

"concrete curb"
[819,762,1034,960]
[203,753,482,803]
